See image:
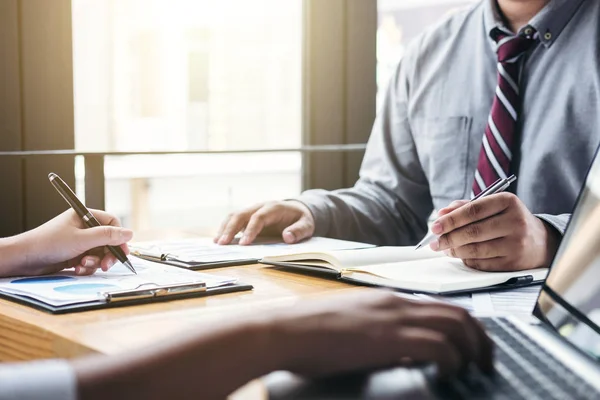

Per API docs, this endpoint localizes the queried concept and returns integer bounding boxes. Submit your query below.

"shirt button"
[524,27,533,35]
[544,32,552,40]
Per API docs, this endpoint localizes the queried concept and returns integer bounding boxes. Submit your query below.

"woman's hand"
[7,209,133,277]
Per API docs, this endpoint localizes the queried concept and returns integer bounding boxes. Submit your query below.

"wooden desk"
[0,263,364,397]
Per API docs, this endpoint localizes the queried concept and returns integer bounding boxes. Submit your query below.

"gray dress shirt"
[298,0,600,246]
[0,360,76,400]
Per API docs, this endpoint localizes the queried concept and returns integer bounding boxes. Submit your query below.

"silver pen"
[414,175,517,250]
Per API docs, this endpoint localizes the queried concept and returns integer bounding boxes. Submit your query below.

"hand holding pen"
[49,173,137,274]
[416,175,516,250]
[415,175,560,272]
[14,206,134,277]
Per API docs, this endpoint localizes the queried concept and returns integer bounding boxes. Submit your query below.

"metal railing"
[0,144,368,210]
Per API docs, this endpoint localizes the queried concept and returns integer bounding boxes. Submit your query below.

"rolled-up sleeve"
[0,360,77,400]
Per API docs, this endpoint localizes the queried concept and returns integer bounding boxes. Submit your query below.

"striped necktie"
[471,27,538,197]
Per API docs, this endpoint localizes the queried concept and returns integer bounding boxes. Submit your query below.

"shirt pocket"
[412,116,472,202]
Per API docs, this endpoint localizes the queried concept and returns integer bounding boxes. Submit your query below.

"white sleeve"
[0,360,77,400]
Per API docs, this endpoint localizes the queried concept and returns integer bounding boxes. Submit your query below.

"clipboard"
[131,249,258,270]
[0,280,254,314]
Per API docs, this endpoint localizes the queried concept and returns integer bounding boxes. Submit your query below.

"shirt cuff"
[291,189,333,237]
[535,213,571,235]
[0,360,77,400]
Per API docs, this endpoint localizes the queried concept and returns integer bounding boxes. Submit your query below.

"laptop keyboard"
[431,317,599,400]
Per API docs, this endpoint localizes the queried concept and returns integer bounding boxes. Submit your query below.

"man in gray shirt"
[217,0,600,272]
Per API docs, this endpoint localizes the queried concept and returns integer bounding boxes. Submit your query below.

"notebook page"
[345,257,547,293]
[328,246,445,269]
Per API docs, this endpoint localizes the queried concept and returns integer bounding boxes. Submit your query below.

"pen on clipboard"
[102,281,206,303]
[48,172,137,274]
[130,248,178,263]
[415,175,517,250]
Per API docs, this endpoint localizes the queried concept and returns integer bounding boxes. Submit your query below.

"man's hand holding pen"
[429,193,561,272]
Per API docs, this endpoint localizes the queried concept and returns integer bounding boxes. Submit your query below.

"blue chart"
[11,276,75,284]
[54,283,120,295]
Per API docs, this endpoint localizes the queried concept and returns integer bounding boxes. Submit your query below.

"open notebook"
[260,246,548,295]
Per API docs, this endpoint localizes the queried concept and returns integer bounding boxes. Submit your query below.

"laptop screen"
[535,153,600,361]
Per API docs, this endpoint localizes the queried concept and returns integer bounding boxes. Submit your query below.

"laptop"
[266,153,600,399]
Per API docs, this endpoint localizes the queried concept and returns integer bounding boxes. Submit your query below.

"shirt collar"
[484,0,586,49]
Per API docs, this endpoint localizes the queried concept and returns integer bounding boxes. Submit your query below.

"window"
[377,0,478,102]
[0,1,375,236]
[72,0,303,234]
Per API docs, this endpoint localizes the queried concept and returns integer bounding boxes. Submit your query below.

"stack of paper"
[412,285,542,317]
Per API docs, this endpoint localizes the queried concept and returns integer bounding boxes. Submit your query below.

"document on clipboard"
[0,257,253,314]
[130,237,374,270]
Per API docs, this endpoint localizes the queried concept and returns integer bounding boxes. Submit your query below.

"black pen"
[48,173,136,274]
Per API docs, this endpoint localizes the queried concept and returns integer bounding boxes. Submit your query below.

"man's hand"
[74,290,493,400]
[16,209,133,277]
[271,291,494,378]
[429,193,560,271]
[215,200,315,245]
